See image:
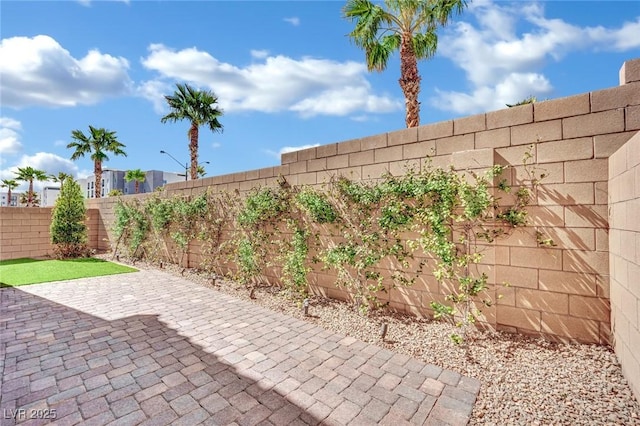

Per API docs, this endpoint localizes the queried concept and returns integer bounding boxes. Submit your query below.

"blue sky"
[1,0,639,192]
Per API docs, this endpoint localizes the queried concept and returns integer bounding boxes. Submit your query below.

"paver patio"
[0,268,479,425]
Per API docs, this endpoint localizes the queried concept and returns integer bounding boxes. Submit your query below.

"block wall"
[0,208,100,261]
[609,130,640,399]
[86,58,640,346]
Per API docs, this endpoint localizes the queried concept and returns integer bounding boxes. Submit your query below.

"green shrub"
[50,177,89,258]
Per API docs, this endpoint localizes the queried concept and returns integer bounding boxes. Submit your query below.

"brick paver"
[0,268,479,425]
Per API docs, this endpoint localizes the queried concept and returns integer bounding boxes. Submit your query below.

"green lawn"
[0,258,138,287]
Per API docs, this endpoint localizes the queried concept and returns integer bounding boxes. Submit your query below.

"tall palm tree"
[161,83,223,180]
[124,169,146,194]
[1,179,19,207]
[14,167,48,207]
[344,0,467,128]
[68,126,126,199]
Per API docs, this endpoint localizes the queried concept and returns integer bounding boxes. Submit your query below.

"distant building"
[0,191,22,207]
[78,169,184,199]
[40,186,61,207]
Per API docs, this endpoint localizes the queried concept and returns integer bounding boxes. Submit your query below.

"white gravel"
[102,255,640,425]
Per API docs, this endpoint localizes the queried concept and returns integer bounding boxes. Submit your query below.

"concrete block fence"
[3,58,637,397]
[609,130,640,400]
[0,208,100,260]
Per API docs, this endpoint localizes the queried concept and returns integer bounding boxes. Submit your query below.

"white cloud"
[264,144,320,159]
[291,86,400,118]
[0,35,132,108]
[77,0,130,6]
[212,142,222,149]
[53,140,67,147]
[250,49,269,59]
[431,1,640,115]
[585,18,640,51]
[351,115,372,122]
[0,152,81,192]
[434,73,552,114]
[284,17,301,27]
[0,117,22,130]
[77,169,92,179]
[136,79,173,114]
[140,44,401,118]
[0,117,24,156]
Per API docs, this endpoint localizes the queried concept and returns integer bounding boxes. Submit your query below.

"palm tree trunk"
[95,161,102,199]
[28,179,34,207]
[399,32,421,128]
[135,181,139,194]
[189,123,199,180]
[7,188,11,206]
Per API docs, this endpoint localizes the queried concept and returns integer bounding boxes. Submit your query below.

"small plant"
[506,95,537,107]
[237,187,284,227]
[536,230,557,247]
[295,188,337,224]
[50,177,89,258]
[237,237,259,280]
[280,225,311,297]
[497,206,528,227]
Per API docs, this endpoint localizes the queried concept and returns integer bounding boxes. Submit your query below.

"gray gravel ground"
[101,255,640,425]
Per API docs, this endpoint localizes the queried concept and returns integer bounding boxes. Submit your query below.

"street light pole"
[160,150,188,181]
[160,151,211,181]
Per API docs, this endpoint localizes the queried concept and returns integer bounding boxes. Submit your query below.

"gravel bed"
[102,255,640,424]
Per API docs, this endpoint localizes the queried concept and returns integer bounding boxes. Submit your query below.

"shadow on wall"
[0,288,321,425]
[91,208,111,253]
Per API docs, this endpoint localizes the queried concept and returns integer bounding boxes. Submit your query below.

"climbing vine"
[317,176,415,314]
[198,191,235,278]
[110,147,547,342]
[113,199,149,259]
[233,187,288,296]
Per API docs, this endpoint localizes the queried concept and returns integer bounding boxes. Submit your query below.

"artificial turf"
[0,257,138,287]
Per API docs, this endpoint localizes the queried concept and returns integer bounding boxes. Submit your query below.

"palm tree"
[161,83,223,180]
[50,172,72,185]
[124,169,146,194]
[1,179,19,207]
[68,126,126,199]
[196,164,207,178]
[14,167,48,207]
[344,0,467,128]
[19,192,41,207]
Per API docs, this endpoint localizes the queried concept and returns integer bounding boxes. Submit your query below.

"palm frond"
[15,166,48,182]
[68,126,126,165]
[161,83,224,132]
[125,169,146,182]
[365,34,401,71]
[344,0,391,48]
[412,31,437,60]
[433,0,467,25]
[1,179,18,189]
